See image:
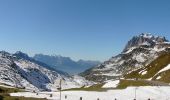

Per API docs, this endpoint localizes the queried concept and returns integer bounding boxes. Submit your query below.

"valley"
[1,33,170,100]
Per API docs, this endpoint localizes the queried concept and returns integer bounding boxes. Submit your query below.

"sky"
[0,0,170,61]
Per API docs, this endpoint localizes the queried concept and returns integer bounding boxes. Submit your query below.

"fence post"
[80,97,82,100]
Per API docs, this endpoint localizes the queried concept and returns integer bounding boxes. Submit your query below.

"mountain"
[0,51,93,91]
[33,54,100,74]
[81,33,170,82]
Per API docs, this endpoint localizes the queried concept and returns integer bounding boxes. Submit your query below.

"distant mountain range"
[33,54,100,74]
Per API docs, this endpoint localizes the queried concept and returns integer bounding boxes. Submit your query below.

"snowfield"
[102,80,119,88]
[10,86,170,100]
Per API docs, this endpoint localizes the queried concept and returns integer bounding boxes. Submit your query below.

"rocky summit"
[123,33,169,52]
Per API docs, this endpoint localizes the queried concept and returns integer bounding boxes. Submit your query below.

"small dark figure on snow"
[50,94,53,97]
[65,95,67,99]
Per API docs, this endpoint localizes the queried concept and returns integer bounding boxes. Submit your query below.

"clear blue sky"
[0,0,170,61]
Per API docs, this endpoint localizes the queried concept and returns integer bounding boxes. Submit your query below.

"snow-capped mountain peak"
[81,33,170,82]
[140,33,154,39]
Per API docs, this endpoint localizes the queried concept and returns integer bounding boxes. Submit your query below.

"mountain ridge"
[81,33,170,83]
[0,51,93,91]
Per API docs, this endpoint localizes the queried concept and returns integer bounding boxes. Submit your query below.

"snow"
[141,33,153,39]
[0,84,15,88]
[156,76,161,80]
[102,80,119,88]
[141,41,151,46]
[104,63,115,68]
[10,86,170,100]
[72,75,95,86]
[153,46,165,52]
[101,73,121,77]
[147,78,152,81]
[124,47,136,54]
[164,42,170,44]
[157,64,170,74]
[152,64,170,80]
[132,53,146,62]
[140,70,147,75]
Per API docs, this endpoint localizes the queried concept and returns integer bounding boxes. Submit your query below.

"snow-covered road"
[10,86,170,100]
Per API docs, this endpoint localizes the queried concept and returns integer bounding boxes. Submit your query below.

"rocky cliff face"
[81,33,170,82]
[123,33,169,52]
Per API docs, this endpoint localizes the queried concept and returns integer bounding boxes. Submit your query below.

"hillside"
[124,48,170,83]
[0,51,93,92]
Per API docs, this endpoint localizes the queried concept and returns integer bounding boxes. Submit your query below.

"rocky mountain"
[123,33,169,52]
[81,33,170,82]
[33,54,100,74]
[0,51,93,91]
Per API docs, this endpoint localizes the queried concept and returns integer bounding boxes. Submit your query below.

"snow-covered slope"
[0,51,92,91]
[10,86,170,100]
[81,33,170,82]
